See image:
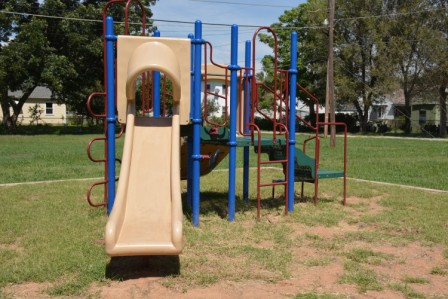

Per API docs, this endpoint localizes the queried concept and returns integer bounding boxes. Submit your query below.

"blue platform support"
[192,21,203,226]
[243,40,251,203]
[287,32,298,212]
[187,33,194,209]
[152,30,161,117]
[227,25,239,221]
[105,16,117,215]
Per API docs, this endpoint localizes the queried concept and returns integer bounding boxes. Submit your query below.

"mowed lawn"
[0,134,447,190]
[0,133,447,298]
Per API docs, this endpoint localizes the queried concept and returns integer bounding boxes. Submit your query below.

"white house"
[1,86,67,125]
[201,64,230,119]
[368,97,396,122]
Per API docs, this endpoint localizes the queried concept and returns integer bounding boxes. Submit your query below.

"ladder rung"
[260,181,287,188]
[260,160,287,165]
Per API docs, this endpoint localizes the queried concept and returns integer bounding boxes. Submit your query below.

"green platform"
[199,126,343,183]
[293,148,344,182]
[200,126,286,147]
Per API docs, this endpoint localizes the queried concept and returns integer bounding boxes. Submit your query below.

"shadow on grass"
[182,190,290,221]
[105,255,180,280]
[295,195,336,205]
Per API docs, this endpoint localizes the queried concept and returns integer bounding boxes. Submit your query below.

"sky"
[151,0,307,68]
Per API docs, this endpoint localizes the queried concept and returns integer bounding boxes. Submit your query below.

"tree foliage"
[260,0,448,134]
[0,0,157,130]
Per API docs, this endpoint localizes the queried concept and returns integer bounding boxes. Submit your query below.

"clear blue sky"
[151,0,307,67]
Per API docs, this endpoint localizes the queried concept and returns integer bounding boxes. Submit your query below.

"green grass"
[389,282,425,299]
[339,261,383,292]
[344,248,394,265]
[431,266,448,276]
[0,135,123,184]
[0,181,108,295]
[1,134,447,191]
[296,134,448,191]
[295,293,343,299]
[1,170,447,296]
[401,276,429,284]
[1,134,448,296]
[360,189,448,246]
[302,256,333,267]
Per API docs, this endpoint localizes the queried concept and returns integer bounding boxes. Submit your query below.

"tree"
[260,0,395,132]
[381,0,436,134]
[28,104,43,125]
[259,0,329,115]
[0,0,158,130]
[0,18,58,129]
[426,0,448,136]
[334,0,396,132]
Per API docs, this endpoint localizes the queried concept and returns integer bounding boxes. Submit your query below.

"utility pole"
[326,0,336,147]
[324,61,329,138]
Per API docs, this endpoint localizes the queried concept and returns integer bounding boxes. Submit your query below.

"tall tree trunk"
[353,98,367,132]
[439,84,447,136]
[1,101,14,130]
[404,91,412,134]
[0,89,15,130]
[1,87,35,130]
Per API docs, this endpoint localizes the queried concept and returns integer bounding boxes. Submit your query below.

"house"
[1,86,67,125]
[410,99,441,133]
[368,97,396,122]
[369,90,444,133]
[201,64,230,119]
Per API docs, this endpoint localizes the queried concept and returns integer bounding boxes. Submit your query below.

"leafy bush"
[303,113,359,133]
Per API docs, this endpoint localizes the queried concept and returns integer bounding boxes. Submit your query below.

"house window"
[419,110,426,125]
[46,102,53,115]
[377,107,383,118]
[206,84,211,91]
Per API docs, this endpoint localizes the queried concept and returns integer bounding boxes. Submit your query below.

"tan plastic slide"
[105,36,190,256]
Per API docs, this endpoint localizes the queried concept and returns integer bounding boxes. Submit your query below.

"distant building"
[410,99,442,133]
[1,86,67,125]
[369,90,444,133]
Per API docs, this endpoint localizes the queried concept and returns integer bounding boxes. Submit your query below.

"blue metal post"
[243,40,251,203]
[105,16,117,215]
[192,21,203,226]
[228,25,239,221]
[187,33,194,209]
[288,32,298,212]
[153,30,161,117]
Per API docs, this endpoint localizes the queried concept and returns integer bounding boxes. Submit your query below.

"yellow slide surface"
[105,35,190,256]
[105,108,184,256]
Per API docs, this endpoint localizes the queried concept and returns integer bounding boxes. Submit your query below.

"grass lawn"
[0,135,123,184]
[1,133,447,190]
[0,133,447,297]
[1,171,447,298]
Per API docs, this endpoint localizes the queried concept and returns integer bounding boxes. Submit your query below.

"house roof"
[8,86,52,99]
[384,90,405,105]
[384,89,439,105]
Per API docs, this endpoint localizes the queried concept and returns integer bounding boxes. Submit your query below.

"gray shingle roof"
[8,86,53,99]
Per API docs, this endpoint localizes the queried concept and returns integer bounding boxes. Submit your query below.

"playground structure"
[86,1,347,256]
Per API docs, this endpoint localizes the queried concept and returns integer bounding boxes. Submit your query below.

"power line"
[2,7,446,31]
[188,0,294,8]
[335,7,446,22]
[0,10,326,30]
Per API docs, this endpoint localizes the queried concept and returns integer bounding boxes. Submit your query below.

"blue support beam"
[187,33,194,209]
[153,30,161,117]
[243,40,251,204]
[192,21,203,226]
[105,16,117,215]
[287,32,298,212]
[227,25,240,221]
